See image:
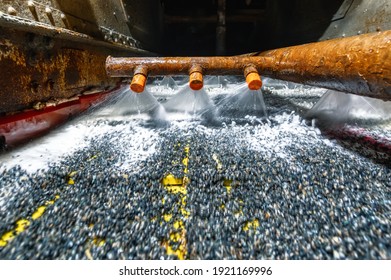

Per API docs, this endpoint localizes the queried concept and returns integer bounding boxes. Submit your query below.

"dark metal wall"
[320,0,391,40]
[162,0,345,55]
[161,0,391,55]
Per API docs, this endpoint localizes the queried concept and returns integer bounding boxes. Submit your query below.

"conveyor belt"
[0,82,390,260]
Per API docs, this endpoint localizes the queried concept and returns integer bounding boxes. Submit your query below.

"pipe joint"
[130,65,148,93]
[189,64,204,90]
[244,65,262,90]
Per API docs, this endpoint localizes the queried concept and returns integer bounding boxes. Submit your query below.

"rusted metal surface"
[254,30,391,100]
[0,27,116,114]
[106,55,271,76]
[106,30,391,100]
[0,10,152,115]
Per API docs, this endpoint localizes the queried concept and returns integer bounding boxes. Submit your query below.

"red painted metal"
[0,87,120,149]
[325,126,391,165]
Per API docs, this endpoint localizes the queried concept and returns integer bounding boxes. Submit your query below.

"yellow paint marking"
[0,231,15,246]
[173,220,184,230]
[0,195,59,247]
[170,232,181,242]
[224,179,232,193]
[181,209,190,217]
[164,231,187,260]
[161,143,190,260]
[32,195,59,220]
[165,185,187,195]
[161,174,183,186]
[68,171,77,185]
[181,196,187,206]
[164,214,173,222]
[243,219,260,231]
[92,237,106,247]
[32,206,46,220]
[15,219,30,234]
[166,243,186,261]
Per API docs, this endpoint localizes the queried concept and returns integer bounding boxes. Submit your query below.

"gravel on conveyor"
[0,82,390,260]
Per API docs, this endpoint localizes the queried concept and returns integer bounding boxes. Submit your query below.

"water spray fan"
[106,57,267,120]
[107,56,264,95]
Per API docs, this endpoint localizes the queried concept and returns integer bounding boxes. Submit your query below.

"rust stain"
[0,28,122,114]
[106,30,391,100]
[0,39,27,66]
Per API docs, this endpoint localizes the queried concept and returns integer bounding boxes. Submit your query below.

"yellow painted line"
[163,213,173,222]
[165,184,186,195]
[92,237,106,247]
[67,171,77,185]
[161,174,183,186]
[15,219,30,234]
[0,194,60,247]
[31,206,46,220]
[243,218,260,231]
[32,195,59,220]
[182,158,188,168]
[173,220,184,230]
[161,143,190,260]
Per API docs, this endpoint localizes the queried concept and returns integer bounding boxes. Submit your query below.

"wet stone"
[0,85,390,260]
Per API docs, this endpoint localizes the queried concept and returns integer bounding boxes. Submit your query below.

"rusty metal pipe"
[106,30,391,100]
[106,56,270,76]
